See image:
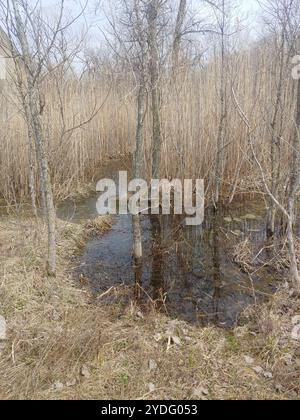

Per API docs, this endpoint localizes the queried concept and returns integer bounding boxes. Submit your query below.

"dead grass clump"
[272,238,300,274]
[232,238,255,274]
[84,216,113,238]
[236,289,300,398]
[233,236,300,279]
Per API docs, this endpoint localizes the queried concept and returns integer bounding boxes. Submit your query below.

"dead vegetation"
[233,236,300,276]
[0,217,299,400]
[84,216,113,238]
[0,22,296,207]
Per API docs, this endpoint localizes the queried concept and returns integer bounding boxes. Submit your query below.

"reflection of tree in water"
[210,209,222,325]
[165,216,202,322]
[174,210,223,325]
[130,203,269,326]
[149,215,164,306]
[149,214,195,313]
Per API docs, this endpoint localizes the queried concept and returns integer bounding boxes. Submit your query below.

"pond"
[57,159,279,328]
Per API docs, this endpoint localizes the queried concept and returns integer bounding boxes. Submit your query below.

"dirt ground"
[0,216,299,400]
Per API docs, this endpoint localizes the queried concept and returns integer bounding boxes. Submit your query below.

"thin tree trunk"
[148,0,162,179]
[38,159,47,219]
[287,204,300,295]
[30,107,57,276]
[287,71,300,294]
[267,31,286,239]
[215,5,227,206]
[132,66,146,261]
[28,129,38,218]
[172,0,187,71]
[12,0,56,276]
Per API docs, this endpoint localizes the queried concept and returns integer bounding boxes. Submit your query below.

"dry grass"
[84,216,113,238]
[0,36,296,205]
[233,236,300,277]
[0,216,299,400]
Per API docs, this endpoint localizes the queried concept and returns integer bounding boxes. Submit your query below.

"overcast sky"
[24,0,263,50]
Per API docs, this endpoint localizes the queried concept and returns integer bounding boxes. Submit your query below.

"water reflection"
[56,162,279,328]
[150,215,164,306]
[211,209,222,325]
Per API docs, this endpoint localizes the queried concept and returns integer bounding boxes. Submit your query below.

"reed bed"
[0,38,296,206]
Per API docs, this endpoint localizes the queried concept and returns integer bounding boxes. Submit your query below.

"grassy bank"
[0,216,299,400]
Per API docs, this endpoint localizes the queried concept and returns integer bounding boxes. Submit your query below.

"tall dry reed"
[0,37,296,206]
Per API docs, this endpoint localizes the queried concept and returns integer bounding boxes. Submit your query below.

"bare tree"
[1,0,84,275]
[211,0,230,205]
[232,58,300,295]
[6,0,57,275]
[287,35,300,295]
[172,0,187,70]
[108,0,149,261]
[260,0,294,238]
[132,1,147,262]
[147,0,163,179]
